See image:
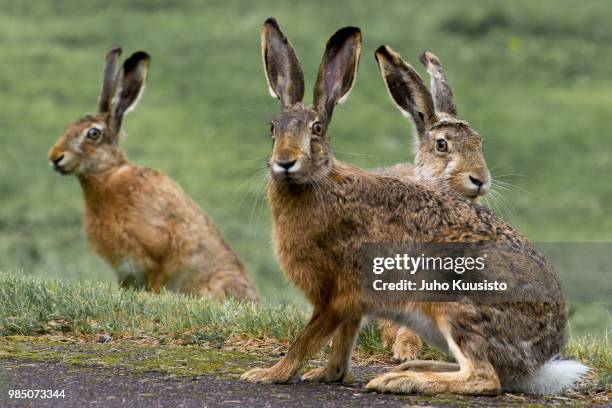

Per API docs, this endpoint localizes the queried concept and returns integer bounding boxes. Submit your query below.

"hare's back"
[88,166,214,260]
[370,163,416,182]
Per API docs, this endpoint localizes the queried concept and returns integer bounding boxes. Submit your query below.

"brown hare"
[48,46,258,302]
[375,51,492,362]
[241,18,587,395]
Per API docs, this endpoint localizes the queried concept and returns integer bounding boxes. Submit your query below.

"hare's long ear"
[313,27,361,121]
[375,45,436,138]
[98,45,122,114]
[108,51,150,136]
[261,18,304,111]
[420,51,456,117]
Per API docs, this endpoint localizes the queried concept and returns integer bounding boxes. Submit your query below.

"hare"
[375,51,492,362]
[241,19,587,395]
[47,46,258,302]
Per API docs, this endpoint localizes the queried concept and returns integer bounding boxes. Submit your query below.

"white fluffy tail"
[503,358,590,395]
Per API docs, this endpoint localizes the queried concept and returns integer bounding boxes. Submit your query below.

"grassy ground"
[0,272,387,358]
[1,272,610,385]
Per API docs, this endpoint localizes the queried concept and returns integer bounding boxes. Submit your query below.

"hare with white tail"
[374,48,493,363]
[241,18,588,395]
[47,46,258,302]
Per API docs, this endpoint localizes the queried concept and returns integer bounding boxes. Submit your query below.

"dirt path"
[0,338,608,407]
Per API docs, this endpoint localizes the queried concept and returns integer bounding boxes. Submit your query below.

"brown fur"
[241,20,567,396]
[47,46,258,302]
[378,320,422,362]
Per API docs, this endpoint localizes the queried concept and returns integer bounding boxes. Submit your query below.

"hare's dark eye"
[269,123,275,136]
[87,127,101,140]
[436,139,448,152]
[312,121,323,136]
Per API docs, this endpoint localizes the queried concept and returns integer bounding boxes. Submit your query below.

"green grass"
[0,1,610,330]
[0,272,305,344]
[0,272,387,357]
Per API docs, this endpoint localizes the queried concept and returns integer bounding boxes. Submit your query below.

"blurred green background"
[0,1,610,334]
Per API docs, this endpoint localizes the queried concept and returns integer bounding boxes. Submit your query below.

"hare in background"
[48,46,258,302]
[375,51,492,362]
[373,51,490,203]
[241,18,587,395]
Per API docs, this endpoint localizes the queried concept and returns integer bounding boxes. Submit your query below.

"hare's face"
[415,121,490,202]
[48,115,122,176]
[48,47,149,178]
[261,20,360,186]
[268,107,332,185]
[375,47,492,203]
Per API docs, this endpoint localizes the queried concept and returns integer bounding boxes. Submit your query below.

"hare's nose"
[276,159,297,170]
[469,175,483,187]
[52,154,65,166]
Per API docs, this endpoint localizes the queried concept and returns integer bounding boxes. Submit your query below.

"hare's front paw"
[392,341,420,362]
[391,329,422,363]
[301,366,348,383]
[240,366,292,384]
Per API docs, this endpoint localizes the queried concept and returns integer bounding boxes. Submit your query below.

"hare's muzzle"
[51,155,67,173]
[465,172,490,198]
[48,149,72,175]
[270,148,302,181]
[272,158,299,173]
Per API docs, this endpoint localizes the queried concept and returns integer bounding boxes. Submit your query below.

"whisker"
[492,173,528,179]
[235,167,268,219]
[494,189,518,222]
[485,188,519,224]
[234,166,267,195]
[492,179,530,194]
[333,149,378,159]
[247,172,269,226]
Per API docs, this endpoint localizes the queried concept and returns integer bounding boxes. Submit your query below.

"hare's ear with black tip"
[261,18,304,111]
[98,45,122,114]
[108,51,150,137]
[313,26,361,122]
[375,45,436,138]
[420,51,456,117]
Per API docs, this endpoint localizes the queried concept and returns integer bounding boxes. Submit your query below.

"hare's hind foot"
[392,360,459,373]
[365,368,500,395]
[367,315,500,395]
